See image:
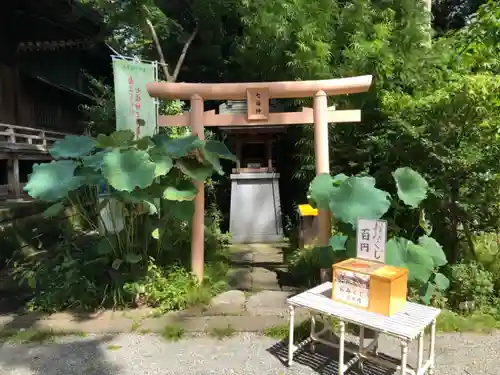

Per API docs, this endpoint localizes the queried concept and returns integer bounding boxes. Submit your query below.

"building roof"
[3,0,106,54]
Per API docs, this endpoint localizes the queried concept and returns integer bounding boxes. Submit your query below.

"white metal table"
[287,282,441,375]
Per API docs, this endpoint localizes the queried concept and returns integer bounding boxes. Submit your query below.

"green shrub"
[474,232,500,292]
[447,261,495,312]
[9,230,228,313]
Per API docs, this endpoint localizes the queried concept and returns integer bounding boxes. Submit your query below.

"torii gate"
[147,75,373,281]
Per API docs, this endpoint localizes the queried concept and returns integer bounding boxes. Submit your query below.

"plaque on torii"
[246,87,270,121]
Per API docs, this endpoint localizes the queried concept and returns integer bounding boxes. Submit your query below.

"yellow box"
[332,258,408,316]
[297,204,319,249]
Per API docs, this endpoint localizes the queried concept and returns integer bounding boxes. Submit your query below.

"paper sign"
[112,58,157,139]
[334,270,369,307]
[356,218,387,262]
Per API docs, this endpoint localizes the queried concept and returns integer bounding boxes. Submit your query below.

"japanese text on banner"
[113,58,156,138]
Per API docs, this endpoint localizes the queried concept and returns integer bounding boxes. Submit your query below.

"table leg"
[288,305,295,366]
[359,326,365,372]
[338,320,345,375]
[400,340,408,375]
[374,332,379,355]
[429,319,436,375]
[310,313,316,353]
[417,332,424,370]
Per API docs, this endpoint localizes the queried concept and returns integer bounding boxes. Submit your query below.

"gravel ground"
[0,332,498,375]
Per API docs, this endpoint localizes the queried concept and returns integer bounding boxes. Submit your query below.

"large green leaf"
[329,176,391,227]
[151,153,173,177]
[202,151,223,175]
[332,173,349,185]
[152,134,204,158]
[204,140,237,161]
[134,136,154,150]
[102,149,156,192]
[385,237,408,267]
[406,242,435,282]
[434,273,450,291]
[407,242,435,270]
[24,160,84,201]
[96,130,135,148]
[418,235,448,267]
[386,237,435,283]
[74,166,104,185]
[163,181,198,201]
[392,167,428,208]
[329,235,347,251]
[83,150,110,171]
[176,159,214,181]
[309,173,335,210]
[49,135,97,159]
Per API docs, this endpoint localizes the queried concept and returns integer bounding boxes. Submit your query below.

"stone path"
[0,243,300,334]
[227,243,294,291]
[0,290,303,334]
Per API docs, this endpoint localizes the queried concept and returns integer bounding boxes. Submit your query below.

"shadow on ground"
[0,334,119,375]
[267,339,402,375]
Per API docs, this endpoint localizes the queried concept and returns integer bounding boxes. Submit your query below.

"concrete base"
[229,173,283,244]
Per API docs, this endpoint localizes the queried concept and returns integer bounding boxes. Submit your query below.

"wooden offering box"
[332,258,408,316]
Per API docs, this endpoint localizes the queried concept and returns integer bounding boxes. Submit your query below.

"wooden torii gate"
[147,75,373,281]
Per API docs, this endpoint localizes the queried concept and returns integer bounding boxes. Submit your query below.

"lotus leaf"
[24,160,84,201]
[392,167,428,208]
[152,134,204,158]
[309,173,335,210]
[176,159,214,181]
[329,176,391,228]
[329,235,348,251]
[50,135,97,159]
[102,149,156,192]
[96,130,135,148]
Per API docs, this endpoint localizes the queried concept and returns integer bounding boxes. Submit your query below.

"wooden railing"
[0,123,72,149]
[0,123,76,199]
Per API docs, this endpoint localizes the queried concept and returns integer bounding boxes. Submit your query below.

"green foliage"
[11,129,235,311]
[123,263,226,313]
[328,176,391,228]
[162,324,185,341]
[447,261,495,311]
[308,167,449,304]
[25,130,235,205]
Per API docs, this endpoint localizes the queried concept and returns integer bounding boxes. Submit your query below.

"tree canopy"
[81,0,500,263]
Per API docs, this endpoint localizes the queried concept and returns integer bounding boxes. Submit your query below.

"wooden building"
[0,0,111,199]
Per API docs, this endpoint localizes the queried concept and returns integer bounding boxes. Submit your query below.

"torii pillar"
[147,76,373,282]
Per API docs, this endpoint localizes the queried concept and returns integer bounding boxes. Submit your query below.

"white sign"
[334,270,370,308]
[356,218,387,262]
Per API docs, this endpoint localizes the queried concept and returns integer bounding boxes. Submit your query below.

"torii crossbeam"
[147,75,373,282]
